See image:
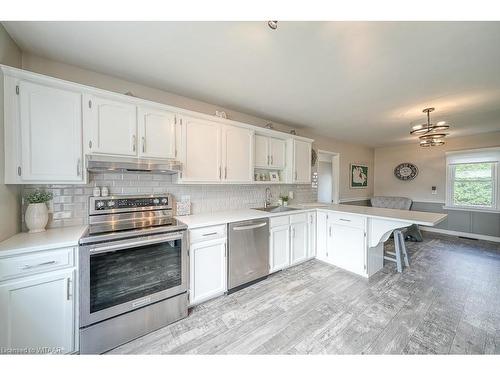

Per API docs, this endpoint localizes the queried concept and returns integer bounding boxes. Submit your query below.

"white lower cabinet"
[189,227,227,305]
[329,224,366,276]
[307,212,316,258]
[290,216,308,265]
[316,210,368,277]
[269,212,312,273]
[0,250,77,354]
[269,225,290,272]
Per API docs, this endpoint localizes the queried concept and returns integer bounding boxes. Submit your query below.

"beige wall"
[374,131,500,203]
[21,52,374,201]
[0,24,22,241]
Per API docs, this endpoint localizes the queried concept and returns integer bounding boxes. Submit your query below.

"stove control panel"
[92,195,171,212]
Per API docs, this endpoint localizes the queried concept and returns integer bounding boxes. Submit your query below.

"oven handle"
[88,232,184,255]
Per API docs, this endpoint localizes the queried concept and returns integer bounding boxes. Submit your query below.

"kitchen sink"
[254,206,300,213]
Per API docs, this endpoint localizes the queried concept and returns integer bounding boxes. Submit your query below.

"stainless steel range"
[78,194,188,354]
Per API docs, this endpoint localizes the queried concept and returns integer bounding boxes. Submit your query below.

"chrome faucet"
[264,187,272,208]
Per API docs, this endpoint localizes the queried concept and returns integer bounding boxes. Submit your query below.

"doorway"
[317,150,340,204]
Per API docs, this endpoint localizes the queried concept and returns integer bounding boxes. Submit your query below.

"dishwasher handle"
[232,222,268,231]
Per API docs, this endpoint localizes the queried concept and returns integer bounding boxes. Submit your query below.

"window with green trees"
[451,162,495,208]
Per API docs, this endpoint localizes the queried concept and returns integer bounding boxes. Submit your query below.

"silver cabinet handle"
[142,136,146,153]
[232,222,267,231]
[17,166,21,176]
[22,260,56,270]
[202,232,218,236]
[339,218,351,222]
[329,226,332,237]
[271,155,273,165]
[224,167,227,179]
[132,135,136,152]
[66,277,72,301]
[77,158,81,176]
[267,155,270,165]
[219,166,222,179]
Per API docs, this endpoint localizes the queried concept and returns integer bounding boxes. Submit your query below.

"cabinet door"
[138,106,176,159]
[290,221,308,265]
[254,134,269,168]
[222,125,253,183]
[181,117,222,182]
[270,225,290,272]
[316,211,328,261]
[269,138,286,169]
[189,238,227,305]
[86,95,137,156]
[0,269,75,354]
[19,81,83,182]
[293,140,312,183]
[329,224,366,276]
[307,212,316,258]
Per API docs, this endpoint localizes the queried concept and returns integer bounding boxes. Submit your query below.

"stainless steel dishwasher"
[228,218,269,292]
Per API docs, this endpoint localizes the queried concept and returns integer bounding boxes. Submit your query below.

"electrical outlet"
[431,186,437,195]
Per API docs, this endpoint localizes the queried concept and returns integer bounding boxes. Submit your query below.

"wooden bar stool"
[383,229,410,273]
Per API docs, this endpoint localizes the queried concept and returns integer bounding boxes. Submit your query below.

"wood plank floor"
[109,233,500,354]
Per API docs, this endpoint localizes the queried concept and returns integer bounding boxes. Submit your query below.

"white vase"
[25,203,49,233]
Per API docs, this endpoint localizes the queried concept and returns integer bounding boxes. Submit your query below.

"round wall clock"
[394,163,418,181]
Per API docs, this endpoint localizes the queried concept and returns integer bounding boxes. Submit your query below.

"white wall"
[374,131,500,202]
[0,24,21,241]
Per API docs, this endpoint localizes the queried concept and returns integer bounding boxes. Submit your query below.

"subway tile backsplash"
[22,172,317,229]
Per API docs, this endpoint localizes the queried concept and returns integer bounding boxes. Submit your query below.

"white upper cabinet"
[2,66,314,185]
[222,125,253,183]
[137,106,176,159]
[292,139,312,183]
[13,79,84,183]
[181,116,222,182]
[254,135,286,170]
[254,134,269,168]
[85,95,137,156]
[269,138,286,169]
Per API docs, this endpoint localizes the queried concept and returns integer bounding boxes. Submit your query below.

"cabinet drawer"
[189,225,226,244]
[290,213,307,224]
[0,247,75,281]
[328,213,366,229]
[270,215,290,228]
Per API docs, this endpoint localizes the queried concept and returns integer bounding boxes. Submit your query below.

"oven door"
[79,231,187,327]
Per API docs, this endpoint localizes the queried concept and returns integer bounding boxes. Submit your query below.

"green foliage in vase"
[25,190,54,204]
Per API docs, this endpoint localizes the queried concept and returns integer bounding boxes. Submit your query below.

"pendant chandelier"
[410,107,450,147]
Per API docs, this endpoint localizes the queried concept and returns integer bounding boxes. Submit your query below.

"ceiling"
[4,21,500,147]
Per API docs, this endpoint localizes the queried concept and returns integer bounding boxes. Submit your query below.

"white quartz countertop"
[176,208,315,229]
[313,204,447,226]
[0,225,88,257]
[176,203,447,229]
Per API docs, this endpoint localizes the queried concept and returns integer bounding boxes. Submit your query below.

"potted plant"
[280,195,289,207]
[24,190,53,233]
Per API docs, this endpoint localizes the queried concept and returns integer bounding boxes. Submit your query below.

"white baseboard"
[421,226,500,243]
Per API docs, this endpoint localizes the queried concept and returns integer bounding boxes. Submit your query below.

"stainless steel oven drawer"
[79,293,188,354]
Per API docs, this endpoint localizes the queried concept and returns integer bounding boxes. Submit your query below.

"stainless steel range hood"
[86,155,182,174]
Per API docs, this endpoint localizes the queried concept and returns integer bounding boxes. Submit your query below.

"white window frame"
[445,147,500,213]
